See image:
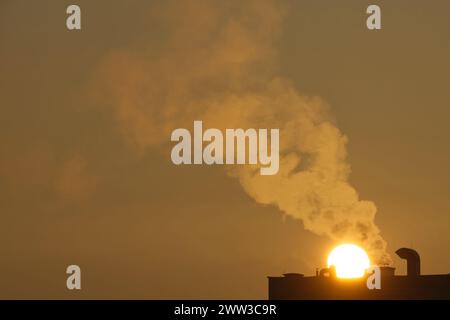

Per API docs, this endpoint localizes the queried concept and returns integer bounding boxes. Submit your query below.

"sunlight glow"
[327,244,370,279]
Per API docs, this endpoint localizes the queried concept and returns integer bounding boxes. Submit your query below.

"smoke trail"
[90,0,390,264]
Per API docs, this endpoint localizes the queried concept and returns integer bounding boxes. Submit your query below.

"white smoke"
[90,0,390,263]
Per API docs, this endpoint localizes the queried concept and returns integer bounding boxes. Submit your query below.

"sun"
[327,244,370,279]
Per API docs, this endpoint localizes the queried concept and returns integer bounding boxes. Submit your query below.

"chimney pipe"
[396,248,420,276]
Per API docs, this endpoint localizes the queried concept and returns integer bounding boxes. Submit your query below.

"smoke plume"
[90,0,390,264]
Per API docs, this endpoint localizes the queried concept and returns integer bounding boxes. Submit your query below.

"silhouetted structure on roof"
[268,248,450,299]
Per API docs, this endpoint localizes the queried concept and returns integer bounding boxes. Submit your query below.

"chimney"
[396,248,420,276]
[379,266,395,277]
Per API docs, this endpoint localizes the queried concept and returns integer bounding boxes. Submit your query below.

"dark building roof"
[268,248,450,300]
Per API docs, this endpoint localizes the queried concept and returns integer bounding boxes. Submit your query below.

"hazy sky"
[1,0,450,299]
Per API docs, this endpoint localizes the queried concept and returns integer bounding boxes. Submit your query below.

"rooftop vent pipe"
[396,248,420,276]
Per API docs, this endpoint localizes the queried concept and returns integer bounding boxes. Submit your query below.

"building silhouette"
[268,248,450,299]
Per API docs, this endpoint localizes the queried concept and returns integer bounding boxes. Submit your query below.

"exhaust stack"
[396,248,420,276]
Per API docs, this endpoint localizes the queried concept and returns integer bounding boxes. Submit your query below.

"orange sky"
[1,0,450,298]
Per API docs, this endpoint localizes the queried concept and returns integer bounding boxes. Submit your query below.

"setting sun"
[327,244,370,279]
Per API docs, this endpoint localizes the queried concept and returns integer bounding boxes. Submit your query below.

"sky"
[1,0,450,299]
